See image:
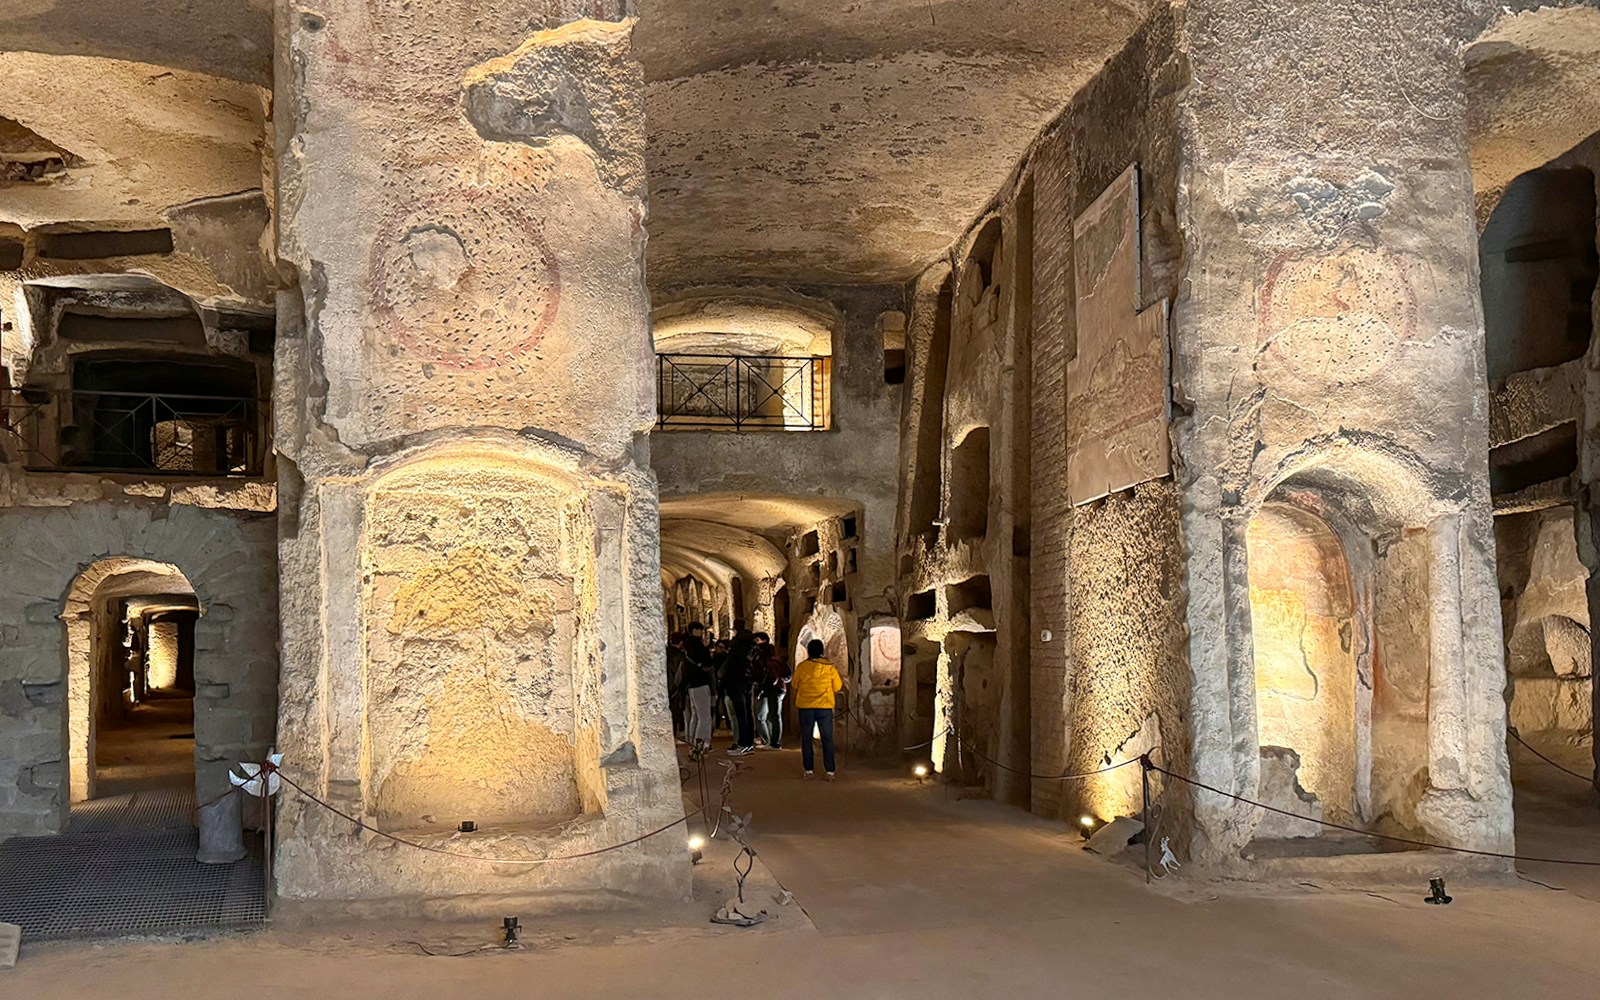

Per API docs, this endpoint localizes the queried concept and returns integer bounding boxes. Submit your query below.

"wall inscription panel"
[1066,164,1171,505]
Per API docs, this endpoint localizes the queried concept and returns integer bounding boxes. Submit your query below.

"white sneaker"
[802,770,814,780]
[825,772,836,782]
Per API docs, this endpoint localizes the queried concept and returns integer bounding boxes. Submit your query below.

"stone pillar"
[271,2,687,908]
[1173,0,1513,862]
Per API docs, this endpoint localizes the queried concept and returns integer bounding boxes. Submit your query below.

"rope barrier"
[1507,727,1596,784]
[1149,763,1600,868]
[959,738,1144,781]
[272,767,713,867]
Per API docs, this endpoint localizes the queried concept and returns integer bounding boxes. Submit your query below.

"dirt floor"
[5,738,1600,997]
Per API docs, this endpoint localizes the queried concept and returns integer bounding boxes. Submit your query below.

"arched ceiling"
[660,491,856,533]
[659,491,855,596]
[1466,6,1600,219]
[0,0,271,85]
[653,288,839,356]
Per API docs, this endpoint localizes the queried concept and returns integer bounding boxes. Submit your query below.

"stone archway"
[61,557,197,806]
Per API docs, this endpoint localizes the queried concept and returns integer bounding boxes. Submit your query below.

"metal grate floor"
[0,827,266,941]
[68,787,196,833]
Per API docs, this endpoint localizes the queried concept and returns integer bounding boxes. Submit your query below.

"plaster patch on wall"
[1067,164,1171,504]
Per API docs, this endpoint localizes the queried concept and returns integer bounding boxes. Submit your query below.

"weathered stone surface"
[464,20,646,196]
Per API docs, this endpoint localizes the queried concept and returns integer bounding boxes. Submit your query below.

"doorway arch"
[62,558,199,807]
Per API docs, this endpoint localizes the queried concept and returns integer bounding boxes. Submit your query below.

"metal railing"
[656,353,831,431]
[0,386,271,477]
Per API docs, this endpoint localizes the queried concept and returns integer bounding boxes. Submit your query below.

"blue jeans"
[798,708,835,774]
[757,689,785,748]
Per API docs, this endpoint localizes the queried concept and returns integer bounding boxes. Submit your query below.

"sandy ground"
[6,740,1600,997]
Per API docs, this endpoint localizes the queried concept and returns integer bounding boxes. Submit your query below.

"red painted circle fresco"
[367,190,561,370]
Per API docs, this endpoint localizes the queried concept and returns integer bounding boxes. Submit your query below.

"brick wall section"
[1028,125,1075,818]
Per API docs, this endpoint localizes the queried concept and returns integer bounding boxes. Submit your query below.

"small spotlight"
[1079,815,1100,831]
[688,834,705,864]
[913,764,929,778]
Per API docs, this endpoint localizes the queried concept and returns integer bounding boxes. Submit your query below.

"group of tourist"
[667,619,845,779]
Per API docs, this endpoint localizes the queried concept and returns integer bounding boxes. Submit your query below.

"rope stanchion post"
[1140,754,1152,885]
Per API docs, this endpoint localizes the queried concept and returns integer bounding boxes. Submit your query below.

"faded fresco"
[1067,164,1171,504]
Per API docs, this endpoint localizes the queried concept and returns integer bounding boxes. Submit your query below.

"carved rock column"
[272,2,686,907]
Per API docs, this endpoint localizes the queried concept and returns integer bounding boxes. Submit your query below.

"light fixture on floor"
[1079,815,1105,836]
[913,764,929,783]
[688,833,705,864]
[1424,876,1452,905]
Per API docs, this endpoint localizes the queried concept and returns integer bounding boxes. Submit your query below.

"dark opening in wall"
[799,530,820,557]
[1490,421,1578,495]
[0,238,22,271]
[57,313,206,345]
[899,553,913,577]
[218,310,276,355]
[841,514,857,540]
[947,427,991,543]
[907,588,936,621]
[910,276,954,544]
[969,217,1003,293]
[884,348,905,384]
[37,228,174,260]
[62,354,263,474]
[947,575,992,616]
[846,547,857,574]
[1480,166,1599,382]
[830,582,848,606]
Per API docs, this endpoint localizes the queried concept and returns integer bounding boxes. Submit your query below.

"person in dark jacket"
[666,631,688,741]
[723,620,758,755]
[753,632,789,750]
[682,622,715,752]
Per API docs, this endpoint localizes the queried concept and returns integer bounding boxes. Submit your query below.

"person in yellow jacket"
[791,639,844,780]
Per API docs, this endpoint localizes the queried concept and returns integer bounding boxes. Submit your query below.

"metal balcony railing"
[656,353,831,431]
[0,387,271,477]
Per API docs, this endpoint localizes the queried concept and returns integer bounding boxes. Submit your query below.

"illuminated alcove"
[1247,503,1359,826]
[1239,456,1443,848]
[360,453,604,831]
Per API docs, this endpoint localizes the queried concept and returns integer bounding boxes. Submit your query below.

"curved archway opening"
[62,557,199,812]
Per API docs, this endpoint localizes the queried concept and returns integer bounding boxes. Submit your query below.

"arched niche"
[1234,442,1474,846]
[1246,503,1360,829]
[360,452,604,830]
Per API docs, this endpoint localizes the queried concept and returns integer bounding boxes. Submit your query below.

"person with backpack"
[753,632,790,750]
[791,638,844,779]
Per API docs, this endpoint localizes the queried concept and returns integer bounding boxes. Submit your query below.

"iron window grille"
[656,353,831,431]
[0,387,271,477]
